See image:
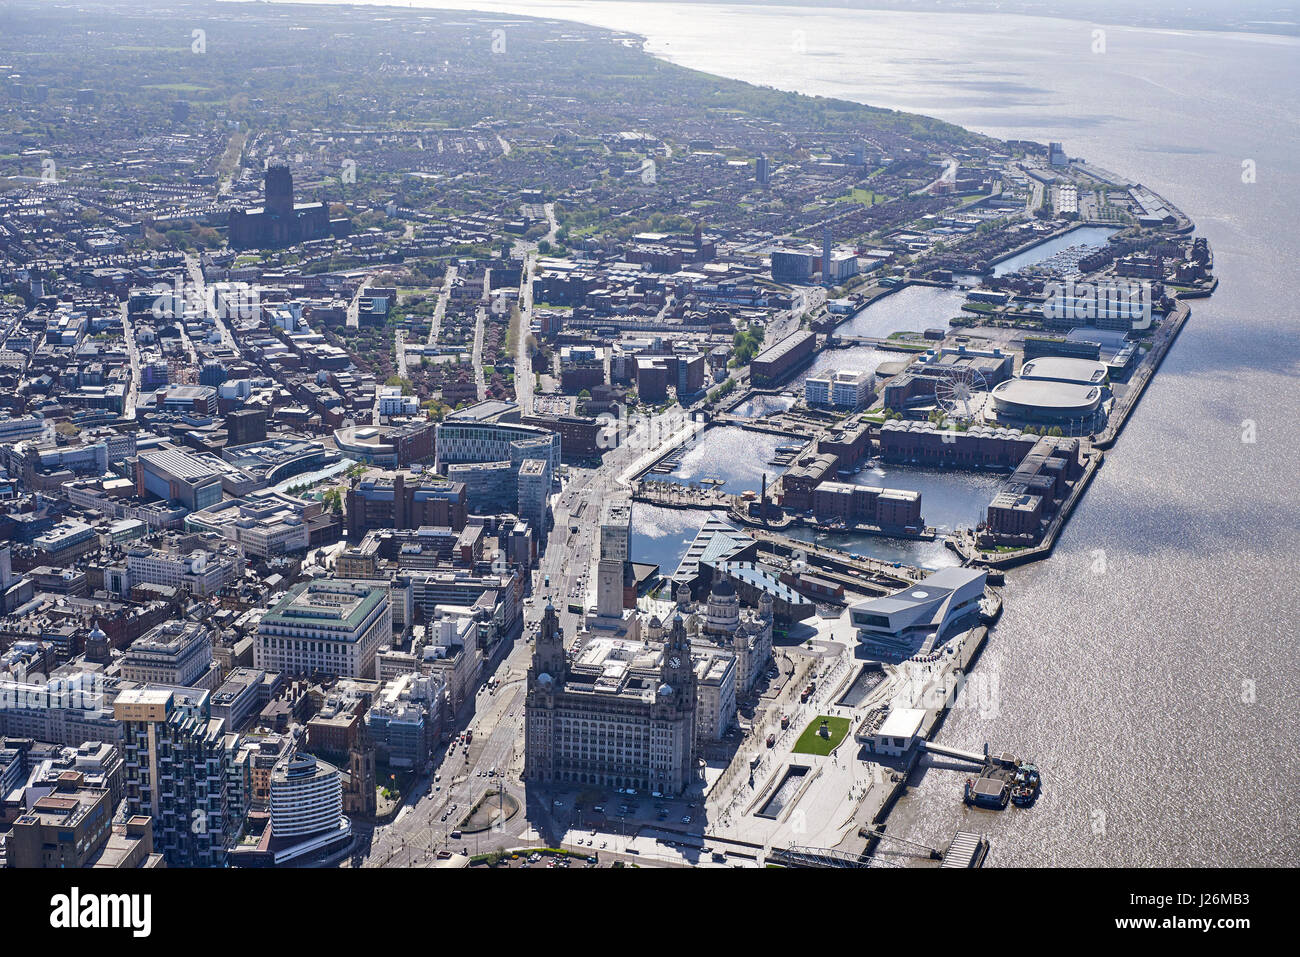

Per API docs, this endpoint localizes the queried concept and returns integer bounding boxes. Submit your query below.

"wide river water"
[291,0,1299,865]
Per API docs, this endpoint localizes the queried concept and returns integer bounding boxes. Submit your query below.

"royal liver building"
[524,602,698,796]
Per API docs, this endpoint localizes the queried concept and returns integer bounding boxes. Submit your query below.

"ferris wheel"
[934,365,988,421]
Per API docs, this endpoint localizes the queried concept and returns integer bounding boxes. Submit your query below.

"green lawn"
[835,187,883,206]
[791,715,851,756]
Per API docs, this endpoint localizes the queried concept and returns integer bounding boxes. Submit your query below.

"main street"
[185,252,242,356]
[512,201,556,413]
[426,264,457,346]
[119,302,142,420]
[470,304,486,402]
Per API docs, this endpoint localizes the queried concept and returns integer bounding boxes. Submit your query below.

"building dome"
[658,682,673,696]
[705,576,741,636]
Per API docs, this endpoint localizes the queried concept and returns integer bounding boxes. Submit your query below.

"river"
[281,0,1300,865]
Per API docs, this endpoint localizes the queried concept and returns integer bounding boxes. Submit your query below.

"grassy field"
[792,715,851,756]
[835,187,884,206]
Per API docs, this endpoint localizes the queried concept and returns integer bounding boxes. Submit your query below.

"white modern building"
[434,418,561,474]
[805,368,874,410]
[0,413,48,445]
[594,497,632,619]
[377,386,419,417]
[185,491,314,559]
[848,567,987,653]
[267,751,351,864]
[1017,356,1108,387]
[516,457,551,538]
[1053,182,1079,215]
[989,378,1103,424]
[862,706,927,756]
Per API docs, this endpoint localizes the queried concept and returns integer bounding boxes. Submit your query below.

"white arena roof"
[992,378,1102,413]
[1018,356,1108,386]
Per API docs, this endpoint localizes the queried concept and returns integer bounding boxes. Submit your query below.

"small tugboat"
[1010,785,1036,807]
[1010,762,1042,806]
[1015,763,1042,789]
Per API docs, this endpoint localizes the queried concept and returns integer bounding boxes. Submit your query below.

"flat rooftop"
[992,378,1102,411]
[1019,356,1108,385]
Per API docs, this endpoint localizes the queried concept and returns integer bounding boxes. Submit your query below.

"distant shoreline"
[245,0,1300,41]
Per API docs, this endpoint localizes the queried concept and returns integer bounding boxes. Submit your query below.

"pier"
[1093,296,1194,450]
[632,479,737,510]
[826,335,931,353]
[919,740,990,766]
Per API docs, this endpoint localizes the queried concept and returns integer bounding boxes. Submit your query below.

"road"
[185,252,242,356]
[345,269,386,330]
[512,201,556,412]
[766,283,826,344]
[120,302,142,419]
[363,677,527,867]
[348,209,814,867]
[470,304,486,402]
[427,265,457,346]
[397,263,457,381]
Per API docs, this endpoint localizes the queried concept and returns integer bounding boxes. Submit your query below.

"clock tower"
[531,600,566,682]
[652,613,699,795]
[525,600,566,786]
[662,613,695,691]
